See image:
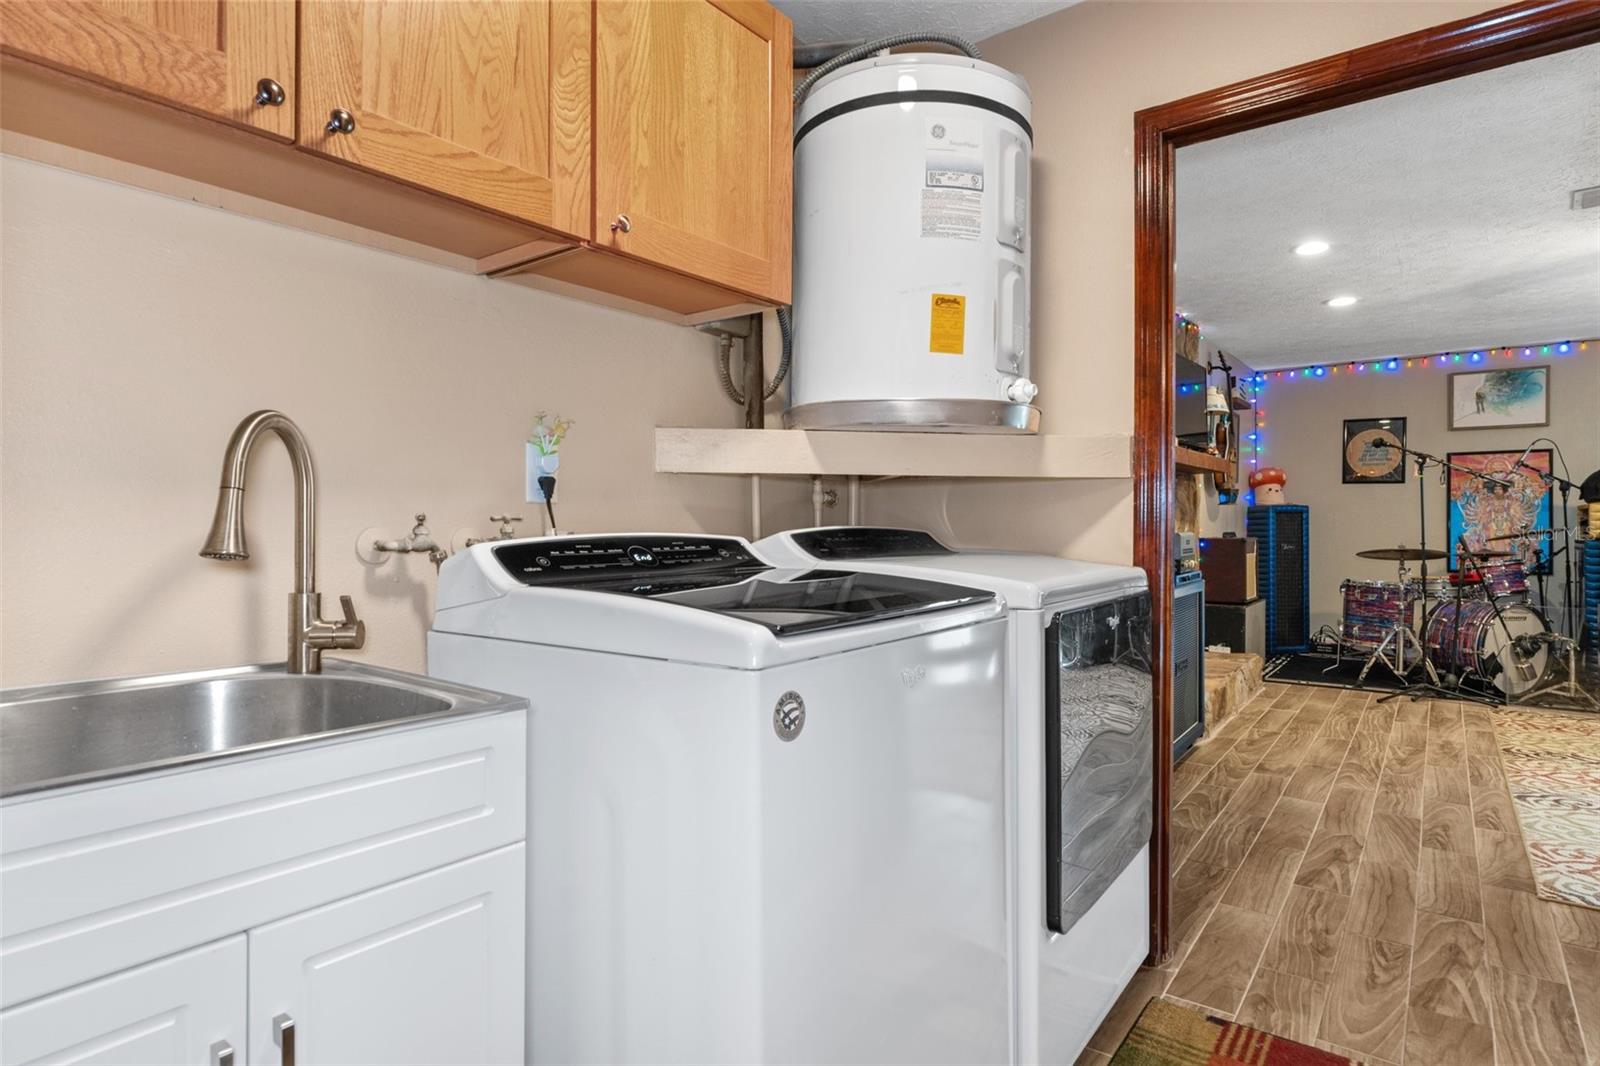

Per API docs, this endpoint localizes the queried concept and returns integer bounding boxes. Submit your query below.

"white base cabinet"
[249,845,525,1066]
[0,709,527,1066]
[0,937,245,1066]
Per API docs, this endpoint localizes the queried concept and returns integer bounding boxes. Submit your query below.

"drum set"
[1324,440,1594,708]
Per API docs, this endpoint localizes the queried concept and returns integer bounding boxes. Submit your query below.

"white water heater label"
[921,117,982,240]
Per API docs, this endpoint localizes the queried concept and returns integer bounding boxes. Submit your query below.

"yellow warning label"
[929,293,966,354]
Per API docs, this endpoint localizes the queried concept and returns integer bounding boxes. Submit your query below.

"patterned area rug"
[1111,998,1354,1064]
[1492,708,1600,910]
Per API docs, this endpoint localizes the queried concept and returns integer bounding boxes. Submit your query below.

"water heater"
[787,54,1036,433]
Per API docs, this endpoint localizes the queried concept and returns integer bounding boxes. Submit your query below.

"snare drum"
[1424,600,1549,696]
[1479,559,1530,603]
[1340,579,1411,650]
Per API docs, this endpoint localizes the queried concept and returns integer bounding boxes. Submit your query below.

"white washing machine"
[757,528,1153,1066]
[427,534,1012,1065]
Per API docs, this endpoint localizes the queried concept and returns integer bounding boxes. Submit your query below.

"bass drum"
[1424,600,1550,698]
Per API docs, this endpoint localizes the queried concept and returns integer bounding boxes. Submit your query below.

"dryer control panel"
[494,535,766,585]
[788,527,954,559]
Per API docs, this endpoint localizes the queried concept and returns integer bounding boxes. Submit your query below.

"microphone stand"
[1514,456,1580,641]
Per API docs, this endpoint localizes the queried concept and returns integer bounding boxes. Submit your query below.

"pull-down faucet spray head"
[200,486,249,561]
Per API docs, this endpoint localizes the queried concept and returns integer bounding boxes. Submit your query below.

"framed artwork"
[1342,417,1406,484]
[1445,449,1552,571]
[1448,366,1550,430]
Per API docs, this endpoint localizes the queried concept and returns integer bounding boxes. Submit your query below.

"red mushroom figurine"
[1249,466,1288,505]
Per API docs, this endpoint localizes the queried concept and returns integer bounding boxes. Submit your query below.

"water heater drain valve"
[1006,378,1040,404]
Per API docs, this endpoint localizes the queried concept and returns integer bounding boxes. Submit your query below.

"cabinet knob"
[325,108,356,135]
[610,213,632,234]
[253,78,285,107]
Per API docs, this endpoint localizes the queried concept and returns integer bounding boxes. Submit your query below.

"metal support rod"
[750,475,762,540]
[847,476,861,525]
[743,314,765,430]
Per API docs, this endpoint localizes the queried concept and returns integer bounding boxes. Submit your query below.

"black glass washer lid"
[587,567,994,636]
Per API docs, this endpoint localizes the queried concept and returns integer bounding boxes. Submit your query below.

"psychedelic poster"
[1446,449,1552,571]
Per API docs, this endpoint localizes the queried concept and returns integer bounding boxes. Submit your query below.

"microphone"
[1511,440,1536,475]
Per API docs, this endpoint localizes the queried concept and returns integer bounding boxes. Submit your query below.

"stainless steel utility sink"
[0,660,525,798]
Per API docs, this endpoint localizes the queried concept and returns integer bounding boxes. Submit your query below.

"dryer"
[428,534,1011,1065]
[757,527,1153,1066]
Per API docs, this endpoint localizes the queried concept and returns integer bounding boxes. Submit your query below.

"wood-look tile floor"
[1077,683,1599,1066]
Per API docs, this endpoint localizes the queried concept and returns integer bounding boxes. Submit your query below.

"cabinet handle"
[610,213,632,234]
[253,78,285,107]
[274,1013,296,1066]
[325,109,356,135]
[210,1040,235,1066]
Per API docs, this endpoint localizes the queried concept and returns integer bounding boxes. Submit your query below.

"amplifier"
[1200,536,1258,603]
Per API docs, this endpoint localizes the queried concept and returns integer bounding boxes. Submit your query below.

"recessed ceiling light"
[1325,295,1358,308]
[1294,240,1330,256]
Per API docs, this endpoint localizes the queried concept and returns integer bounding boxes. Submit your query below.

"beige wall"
[864,0,1498,561]
[0,156,805,688]
[1258,347,1598,635]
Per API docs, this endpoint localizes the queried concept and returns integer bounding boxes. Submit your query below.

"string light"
[1254,337,1588,383]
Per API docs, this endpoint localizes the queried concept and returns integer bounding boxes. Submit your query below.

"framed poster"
[1445,449,1552,571]
[1448,366,1550,430]
[1342,417,1406,483]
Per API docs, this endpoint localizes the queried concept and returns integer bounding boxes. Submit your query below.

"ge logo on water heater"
[930,123,946,139]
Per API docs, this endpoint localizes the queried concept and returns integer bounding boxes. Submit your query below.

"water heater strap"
[794,90,1033,147]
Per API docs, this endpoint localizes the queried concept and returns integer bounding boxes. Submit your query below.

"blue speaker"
[1247,505,1311,655]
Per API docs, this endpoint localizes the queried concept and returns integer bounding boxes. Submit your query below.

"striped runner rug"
[1110,998,1356,1065]
[1492,707,1600,910]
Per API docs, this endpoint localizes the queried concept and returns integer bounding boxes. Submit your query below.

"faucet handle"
[489,515,523,538]
[339,595,359,626]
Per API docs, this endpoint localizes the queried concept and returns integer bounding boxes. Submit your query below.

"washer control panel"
[494,535,766,585]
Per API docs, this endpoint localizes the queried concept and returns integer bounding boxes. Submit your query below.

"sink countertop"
[0,659,527,799]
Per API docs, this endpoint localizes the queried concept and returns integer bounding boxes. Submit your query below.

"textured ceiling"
[1175,43,1600,370]
[772,0,1075,48]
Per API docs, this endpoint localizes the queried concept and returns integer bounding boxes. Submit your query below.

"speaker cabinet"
[1173,572,1205,760]
[1247,505,1311,655]
[1199,536,1257,603]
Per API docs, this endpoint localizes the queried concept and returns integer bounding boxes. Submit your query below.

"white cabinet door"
[0,936,244,1066]
[248,843,524,1066]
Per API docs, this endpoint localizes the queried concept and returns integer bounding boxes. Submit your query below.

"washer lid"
[432,533,1003,668]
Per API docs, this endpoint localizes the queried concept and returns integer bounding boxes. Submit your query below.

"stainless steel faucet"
[200,410,365,673]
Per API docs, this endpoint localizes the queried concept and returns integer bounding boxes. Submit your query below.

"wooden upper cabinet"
[594,0,792,304]
[297,0,591,240]
[0,0,296,138]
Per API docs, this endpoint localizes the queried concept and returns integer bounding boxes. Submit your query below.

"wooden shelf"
[1175,447,1231,475]
[656,428,1132,479]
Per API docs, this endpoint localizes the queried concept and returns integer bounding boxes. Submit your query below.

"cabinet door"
[0,0,295,138]
[298,0,590,238]
[0,937,245,1066]
[248,844,525,1066]
[595,0,792,303]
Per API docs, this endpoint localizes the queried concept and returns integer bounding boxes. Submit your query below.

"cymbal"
[1487,529,1554,542]
[1357,547,1449,561]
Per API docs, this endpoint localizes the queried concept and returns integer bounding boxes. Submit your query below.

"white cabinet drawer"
[0,936,245,1066]
[1,711,524,1007]
[249,844,525,1066]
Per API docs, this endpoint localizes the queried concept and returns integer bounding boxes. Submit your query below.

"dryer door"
[1044,592,1153,933]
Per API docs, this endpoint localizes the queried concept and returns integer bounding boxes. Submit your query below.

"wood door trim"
[1131,0,1600,965]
